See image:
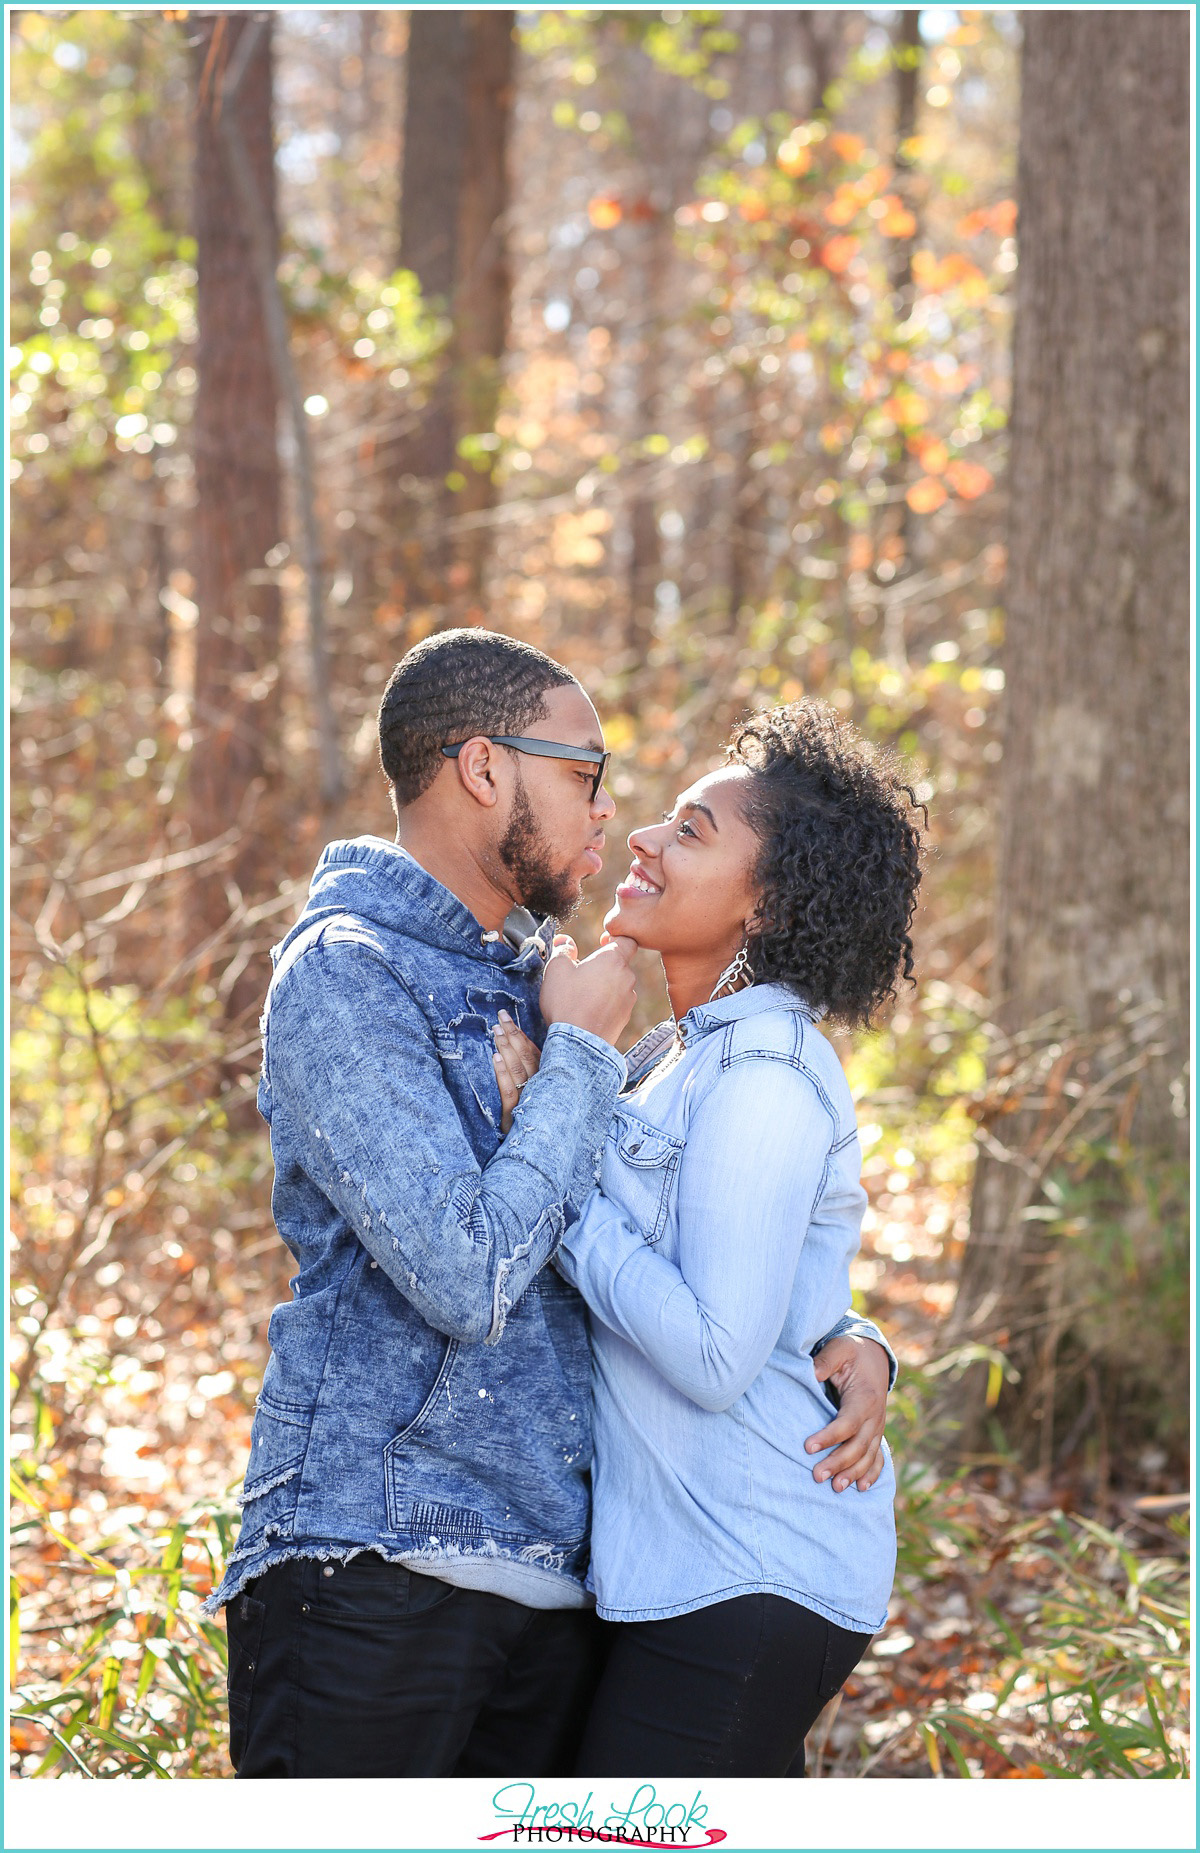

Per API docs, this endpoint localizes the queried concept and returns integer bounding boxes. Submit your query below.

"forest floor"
[9,1129,1191,1781]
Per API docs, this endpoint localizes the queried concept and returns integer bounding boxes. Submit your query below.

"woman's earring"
[709,945,753,1002]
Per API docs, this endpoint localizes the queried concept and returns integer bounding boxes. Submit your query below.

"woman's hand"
[492,1011,542,1135]
[806,1335,891,1492]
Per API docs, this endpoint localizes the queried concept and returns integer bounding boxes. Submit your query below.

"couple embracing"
[207,628,923,1780]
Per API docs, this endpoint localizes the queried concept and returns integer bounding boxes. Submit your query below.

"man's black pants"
[227,1553,607,1778]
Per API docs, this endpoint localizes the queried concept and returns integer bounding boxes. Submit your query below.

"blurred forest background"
[9,5,1190,1780]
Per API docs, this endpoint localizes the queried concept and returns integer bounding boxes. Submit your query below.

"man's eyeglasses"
[441,735,610,803]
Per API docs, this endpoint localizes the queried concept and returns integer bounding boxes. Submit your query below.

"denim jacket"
[207,838,890,1616]
[558,986,897,1631]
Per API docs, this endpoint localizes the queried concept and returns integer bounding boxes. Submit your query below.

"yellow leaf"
[96,1656,121,1731]
[588,196,622,230]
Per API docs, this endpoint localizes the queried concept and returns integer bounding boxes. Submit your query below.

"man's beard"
[498,771,581,922]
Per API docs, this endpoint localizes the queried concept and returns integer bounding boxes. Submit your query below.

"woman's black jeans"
[574,1593,872,1777]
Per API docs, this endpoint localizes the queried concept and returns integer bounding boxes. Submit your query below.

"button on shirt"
[556,983,897,1632]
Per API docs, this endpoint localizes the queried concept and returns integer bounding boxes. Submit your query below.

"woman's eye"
[677,820,697,840]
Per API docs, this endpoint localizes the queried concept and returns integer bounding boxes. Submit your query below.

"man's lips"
[581,846,604,875]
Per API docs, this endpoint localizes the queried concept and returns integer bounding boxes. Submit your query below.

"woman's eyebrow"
[679,800,718,832]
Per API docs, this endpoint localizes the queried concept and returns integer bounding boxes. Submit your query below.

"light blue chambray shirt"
[556,982,897,1633]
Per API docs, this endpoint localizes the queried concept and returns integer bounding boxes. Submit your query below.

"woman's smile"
[615,860,662,900]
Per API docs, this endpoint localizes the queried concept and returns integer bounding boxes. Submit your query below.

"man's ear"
[455,736,501,808]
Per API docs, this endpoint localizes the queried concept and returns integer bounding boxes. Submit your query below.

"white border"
[1,1774,1199,1851]
[4,6,1197,1852]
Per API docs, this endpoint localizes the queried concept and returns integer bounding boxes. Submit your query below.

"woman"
[493,700,924,1776]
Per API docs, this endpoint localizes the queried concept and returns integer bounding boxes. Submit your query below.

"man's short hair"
[378,628,576,805]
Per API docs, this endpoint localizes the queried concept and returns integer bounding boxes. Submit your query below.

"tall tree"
[947,11,1190,1460]
[452,10,516,600]
[188,14,282,932]
[390,10,514,611]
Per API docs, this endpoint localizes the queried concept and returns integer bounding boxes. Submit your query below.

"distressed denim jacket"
[208,838,890,1616]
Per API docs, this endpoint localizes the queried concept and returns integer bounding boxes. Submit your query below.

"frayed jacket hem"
[204,1536,592,1617]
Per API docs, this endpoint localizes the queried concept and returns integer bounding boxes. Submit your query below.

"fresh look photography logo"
[480,1783,727,1848]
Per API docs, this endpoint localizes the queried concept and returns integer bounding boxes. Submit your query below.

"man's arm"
[267,940,625,1345]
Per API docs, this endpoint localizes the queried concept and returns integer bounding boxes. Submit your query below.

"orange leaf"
[819,234,858,275]
[739,195,769,222]
[912,437,949,473]
[956,207,991,239]
[1001,1765,1047,1778]
[777,141,812,177]
[990,198,1017,237]
[907,476,948,514]
[945,459,994,499]
[940,253,984,286]
[831,132,865,163]
[879,205,917,239]
[588,196,622,230]
[824,190,859,228]
[882,391,928,428]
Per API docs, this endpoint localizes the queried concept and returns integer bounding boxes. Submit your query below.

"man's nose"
[592,783,617,822]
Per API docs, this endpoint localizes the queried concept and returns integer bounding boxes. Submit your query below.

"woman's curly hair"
[728,700,926,1027]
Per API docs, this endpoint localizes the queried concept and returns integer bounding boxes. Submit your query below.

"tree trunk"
[626,203,670,650]
[946,11,1190,1465]
[388,11,513,616]
[188,14,282,937]
[453,11,515,605]
[887,11,922,301]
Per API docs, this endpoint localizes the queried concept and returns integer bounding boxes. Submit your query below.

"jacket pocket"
[382,1337,459,1533]
[240,1397,308,1507]
[603,1109,685,1244]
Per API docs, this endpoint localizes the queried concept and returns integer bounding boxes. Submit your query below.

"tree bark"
[389,11,513,614]
[188,14,282,934]
[947,11,1190,1459]
[453,11,515,604]
[887,11,922,301]
[214,16,343,808]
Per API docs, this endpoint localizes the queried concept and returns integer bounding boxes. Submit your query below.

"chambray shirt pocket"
[601,1108,685,1246]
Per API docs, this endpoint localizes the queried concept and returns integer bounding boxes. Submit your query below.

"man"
[207,629,894,1778]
